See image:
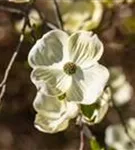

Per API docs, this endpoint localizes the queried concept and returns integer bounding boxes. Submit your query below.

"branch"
[112,99,135,146]
[53,0,64,30]
[34,6,59,30]
[79,128,85,150]
[0,85,6,102]
[0,0,57,103]
[0,14,28,103]
[77,116,93,150]
[0,5,25,15]
[46,21,58,30]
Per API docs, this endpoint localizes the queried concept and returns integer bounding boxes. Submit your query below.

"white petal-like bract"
[31,66,72,96]
[33,89,79,133]
[68,31,104,68]
[66,64,109,104]
[105,118,135,150]
[28,30,68,68]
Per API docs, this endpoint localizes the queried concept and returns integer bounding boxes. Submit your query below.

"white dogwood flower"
[105,118,135,150]
[59,0,103,32]
[33,85,79,133]
[28,30,109,105]
[109,66,133,106]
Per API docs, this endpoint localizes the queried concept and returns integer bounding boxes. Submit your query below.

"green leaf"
[81,103,99,119]
[90,138,104,150]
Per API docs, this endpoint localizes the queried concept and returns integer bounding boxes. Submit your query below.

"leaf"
[81,103,99,119]
[81,87,111,125]
[90,138,104,150]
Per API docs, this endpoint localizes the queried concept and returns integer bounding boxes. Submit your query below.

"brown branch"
[79,128,85,150]
[0,85,6,102]
[77,116,85,150]
[112,98,135,146]
[53,0,64,30]
[0,17,28,103]
[0,34,24,88]
[46,21,58,30]
[0,0,35,103]
[77,116,93,150]
[0,5,25,15]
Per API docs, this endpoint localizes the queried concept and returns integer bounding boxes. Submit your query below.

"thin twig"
[0,6,25,15]
[0,34,24,88]
[112,99,135,146]
[0,0,36,102]
[77,116,85,150]
[53,0,64,30]
[79,128,85,150]
[33,5,59,30]
[0,85,6,101]
[0,1,35,102]
[77,116,94,150]
[46,21,58,30]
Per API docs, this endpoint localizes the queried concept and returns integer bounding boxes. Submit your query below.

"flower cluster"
[105,118,135,150]
[109,66,133,106]
[59,0,103,33]
[28,29,110,133]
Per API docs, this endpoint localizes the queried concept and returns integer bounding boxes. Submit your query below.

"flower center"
[63,62,77,75]
[58,93,66,101]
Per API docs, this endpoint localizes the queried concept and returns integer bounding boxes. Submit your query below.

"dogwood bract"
[33,85,79,133]
[105,118,135,150]
[81,87,111,125]
[28,30,109,105]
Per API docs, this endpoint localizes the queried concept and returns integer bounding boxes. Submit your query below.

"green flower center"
[58,93,66,101]
[63,62,77,75]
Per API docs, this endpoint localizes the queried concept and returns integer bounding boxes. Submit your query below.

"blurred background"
[0,0,135,149]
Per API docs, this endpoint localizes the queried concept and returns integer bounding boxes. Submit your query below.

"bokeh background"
[0,0,135,149]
